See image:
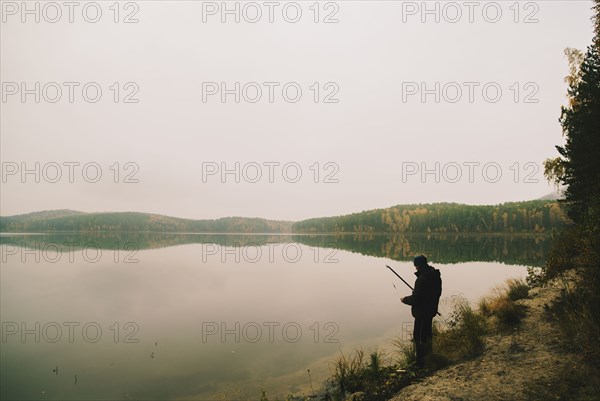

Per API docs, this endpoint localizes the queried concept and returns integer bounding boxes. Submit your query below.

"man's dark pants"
[413,315,433,368]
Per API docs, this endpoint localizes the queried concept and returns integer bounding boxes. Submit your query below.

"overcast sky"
[0,1,595,221]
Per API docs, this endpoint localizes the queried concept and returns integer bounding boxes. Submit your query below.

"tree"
[544,2,600,224]
[542,1,600,362]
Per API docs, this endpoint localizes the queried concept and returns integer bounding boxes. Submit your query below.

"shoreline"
[390,271,600,401]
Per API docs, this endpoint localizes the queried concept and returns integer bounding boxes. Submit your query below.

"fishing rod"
[385,265,414,290]
[385,264,441,316]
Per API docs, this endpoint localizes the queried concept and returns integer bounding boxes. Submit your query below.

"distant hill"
[292,200,569,234]
[1,200,570,234]
[0,211,293,233]
[537,187,566,200]
[2,209,87,222]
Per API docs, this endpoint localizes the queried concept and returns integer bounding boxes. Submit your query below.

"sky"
[0,0,596,221]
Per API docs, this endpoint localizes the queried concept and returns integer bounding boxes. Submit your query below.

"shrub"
[434,297,488,361]
[488,296,526,329]
[551,284,600,364]
[506,278,529,301]
[542,218,600,365]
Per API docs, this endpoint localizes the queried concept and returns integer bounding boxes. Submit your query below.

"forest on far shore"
[292,200,568,234]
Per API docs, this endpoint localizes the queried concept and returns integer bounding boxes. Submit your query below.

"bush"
[488,296,526,329]
[476,279,528,331]
[434,297,488,361]
[543,226,580,279]
[506,278,529,301]
[551,283,600,365]
[542,217,600,365]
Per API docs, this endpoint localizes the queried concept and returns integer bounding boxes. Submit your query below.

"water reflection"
[0,233,545,400]
[1,232,551,266]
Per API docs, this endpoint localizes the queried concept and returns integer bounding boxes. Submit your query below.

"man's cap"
[413,255,428,268]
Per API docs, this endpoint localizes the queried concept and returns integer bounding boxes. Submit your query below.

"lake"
[0,233,549,400]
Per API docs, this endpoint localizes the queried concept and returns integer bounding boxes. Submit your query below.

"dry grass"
[433,297,488,362]
[506,278,529,301]
[476,278,528,331]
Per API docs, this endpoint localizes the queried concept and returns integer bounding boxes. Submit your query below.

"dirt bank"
[391,274,600,401]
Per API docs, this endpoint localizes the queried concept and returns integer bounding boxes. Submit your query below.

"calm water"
[0,233,548,400]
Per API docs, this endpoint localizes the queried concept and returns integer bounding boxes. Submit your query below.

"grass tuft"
[434,297,487,361]
[506,278,529,301]
[488,296,526,329]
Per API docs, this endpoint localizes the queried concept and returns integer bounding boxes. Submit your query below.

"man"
[401,255,442,368]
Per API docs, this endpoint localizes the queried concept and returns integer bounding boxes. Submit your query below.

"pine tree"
[545,1,600,224]
[542,1,600,361]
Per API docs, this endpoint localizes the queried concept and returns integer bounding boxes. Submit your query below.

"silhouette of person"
[401,255,442,368]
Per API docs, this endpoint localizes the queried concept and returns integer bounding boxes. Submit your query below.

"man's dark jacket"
[402,265,442,318]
